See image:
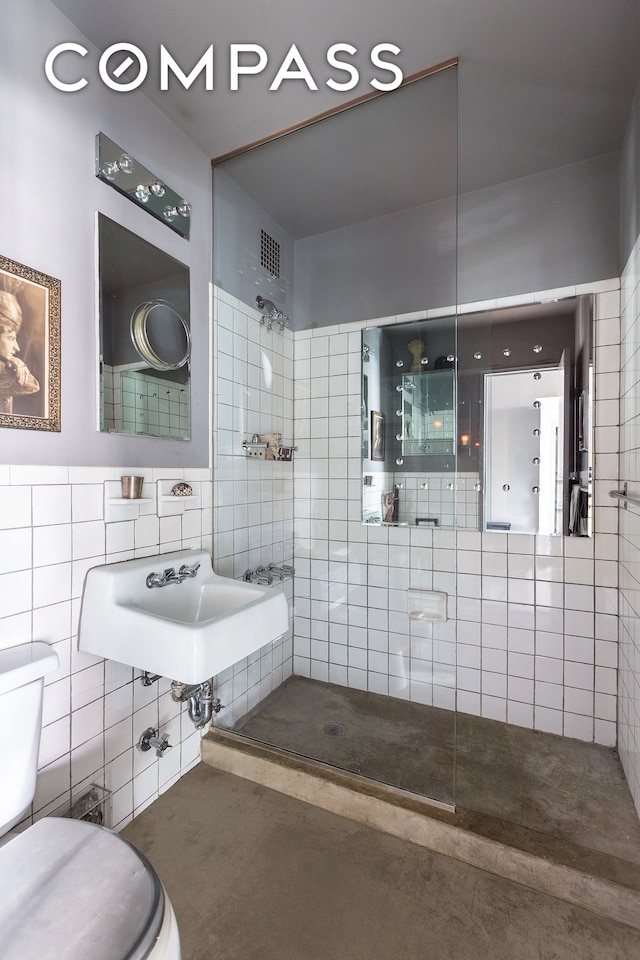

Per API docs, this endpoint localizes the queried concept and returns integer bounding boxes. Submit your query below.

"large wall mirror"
[362,296,592,535]
[97,214,191,440]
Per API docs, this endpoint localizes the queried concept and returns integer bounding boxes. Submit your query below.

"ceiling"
[51,0,640,236]
[218,67,458,238]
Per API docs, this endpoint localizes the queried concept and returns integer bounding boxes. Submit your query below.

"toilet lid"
[0,817,165,960]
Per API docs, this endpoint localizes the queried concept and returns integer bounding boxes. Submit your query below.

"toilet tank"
[0,643,59,836]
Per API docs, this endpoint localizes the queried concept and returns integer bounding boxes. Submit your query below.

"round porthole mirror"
[130,300,190,371]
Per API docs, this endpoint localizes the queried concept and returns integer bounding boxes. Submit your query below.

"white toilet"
[0,642,181,960]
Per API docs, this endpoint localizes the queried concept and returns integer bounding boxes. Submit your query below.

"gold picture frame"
[0,255,61,432]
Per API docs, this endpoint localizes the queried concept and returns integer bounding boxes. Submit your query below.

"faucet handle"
[138,726,172,757]
[266,563,295,579]
[255,567,274,585]
[153,733,172,758]
[178,561,200,578]
[146,571,166,588]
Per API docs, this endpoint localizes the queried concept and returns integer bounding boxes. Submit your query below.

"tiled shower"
[0,273,627,838]
[1,0,638,871]
[211,277,622,780]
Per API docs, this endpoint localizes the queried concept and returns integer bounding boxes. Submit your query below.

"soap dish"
[157,479,199,516]
[171,482,193,497]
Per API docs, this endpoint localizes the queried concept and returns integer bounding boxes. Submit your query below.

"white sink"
[78,549,289,683]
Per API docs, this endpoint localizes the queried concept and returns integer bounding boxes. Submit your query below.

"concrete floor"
[230,676,640,866]
[123,763,640,960]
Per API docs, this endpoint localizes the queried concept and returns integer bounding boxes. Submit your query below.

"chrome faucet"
[267,562,295,579]
[178,561,201,580]
[243,563,295,585]
[243,566,274,585]
[146,561,200,589]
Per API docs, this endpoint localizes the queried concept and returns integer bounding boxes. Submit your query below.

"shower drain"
[322,722,346,737]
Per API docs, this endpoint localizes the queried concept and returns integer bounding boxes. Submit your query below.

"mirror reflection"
[130,300,191,371]
[401,370,455,456]
[98,214,191,440]
[362,296,592,535]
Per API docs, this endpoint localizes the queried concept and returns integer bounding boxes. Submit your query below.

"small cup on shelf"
[120,475,144,499]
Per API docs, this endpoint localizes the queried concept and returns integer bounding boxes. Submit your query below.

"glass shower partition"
[213,64,459,811]
[361,313,458,806]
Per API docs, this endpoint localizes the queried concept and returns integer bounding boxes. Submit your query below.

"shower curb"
[201,729,640,932]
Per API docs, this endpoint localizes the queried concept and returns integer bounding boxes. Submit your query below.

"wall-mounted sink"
[78,549,289,683]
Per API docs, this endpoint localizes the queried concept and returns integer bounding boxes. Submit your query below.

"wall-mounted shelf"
[104,481,154,523]
[157,479,200,516]
[242,433,297,461]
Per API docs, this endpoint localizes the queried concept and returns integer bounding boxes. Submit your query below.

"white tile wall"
[396,472,480,528]
[210,287,294,725]
[292,282,620,748]
[1,273,632,834]
[102,367,190,439]
[619,232,640,816]
[0,464,212,833]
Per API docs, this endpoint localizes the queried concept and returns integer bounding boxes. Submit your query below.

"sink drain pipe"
[171,678,222,729]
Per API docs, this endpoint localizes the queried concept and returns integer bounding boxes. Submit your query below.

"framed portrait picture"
[371,410,385,461]
[0,255,60,432]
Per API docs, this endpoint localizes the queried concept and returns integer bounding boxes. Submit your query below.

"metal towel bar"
[609,483,640,509]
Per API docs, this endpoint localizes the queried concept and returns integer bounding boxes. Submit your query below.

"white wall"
[0,0,212,467]
[484,369,563,535]
[292,155,620,330]
[0,1,216,834]
[213,169,295,320]
[457,154,620,304]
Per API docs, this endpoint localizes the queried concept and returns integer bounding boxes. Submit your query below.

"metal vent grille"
[260,229,280,278]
